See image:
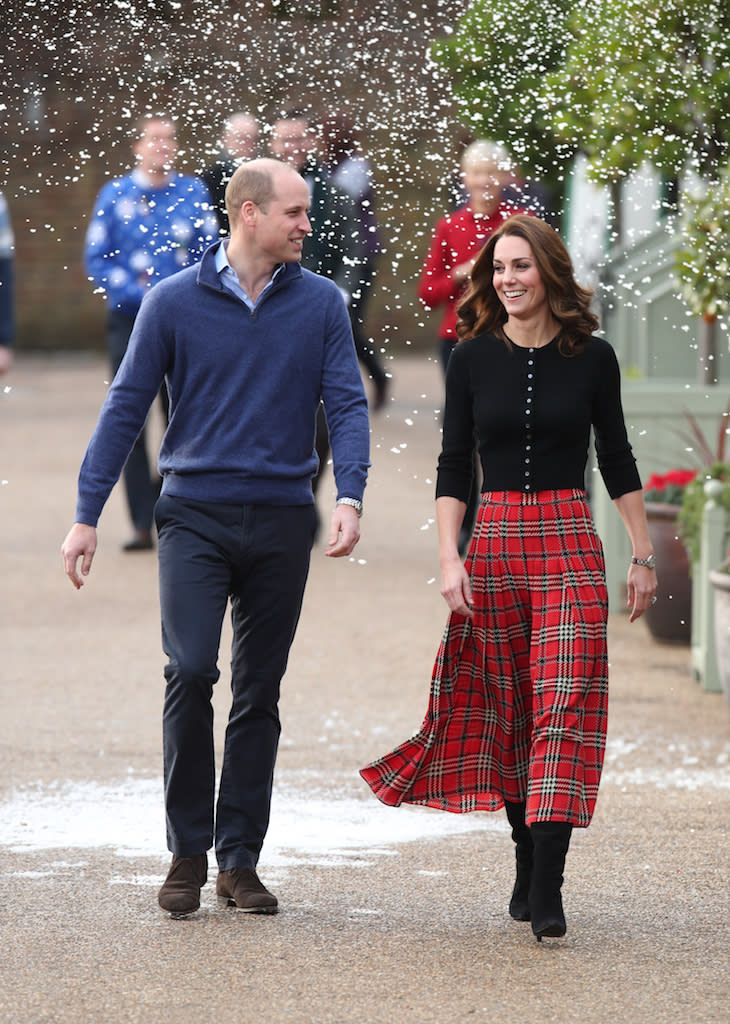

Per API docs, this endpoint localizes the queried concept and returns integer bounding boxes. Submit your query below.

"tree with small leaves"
[539,0,730,377]
[540,0,730,186]
[430,0,574,212]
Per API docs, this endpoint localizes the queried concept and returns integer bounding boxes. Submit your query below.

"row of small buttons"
[524,351,535,491]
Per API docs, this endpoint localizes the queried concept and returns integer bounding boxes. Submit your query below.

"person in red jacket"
[419,139,525,373]
[419,140,525,550]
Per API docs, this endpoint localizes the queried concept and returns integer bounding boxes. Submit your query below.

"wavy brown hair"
[456,214,599,356]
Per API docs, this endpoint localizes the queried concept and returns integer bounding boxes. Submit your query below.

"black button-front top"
[436,332,642,502]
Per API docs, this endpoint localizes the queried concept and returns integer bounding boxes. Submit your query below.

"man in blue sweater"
[84,113,218,551]
[62,158,370,917]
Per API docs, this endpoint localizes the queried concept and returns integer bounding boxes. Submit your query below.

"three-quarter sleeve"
[436,346,475,502]
[592,343,642,498]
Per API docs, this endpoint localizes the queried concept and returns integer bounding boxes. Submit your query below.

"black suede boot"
[504,800,533,921]
[529,821,572,941]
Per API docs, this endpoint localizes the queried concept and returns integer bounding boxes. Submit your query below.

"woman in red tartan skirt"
[360,215,658,941]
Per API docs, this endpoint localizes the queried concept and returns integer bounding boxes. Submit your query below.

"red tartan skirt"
[360,489,609,828]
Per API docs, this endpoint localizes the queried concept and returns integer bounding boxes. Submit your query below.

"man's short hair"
[225,163,277,228]
[133,112,176,140]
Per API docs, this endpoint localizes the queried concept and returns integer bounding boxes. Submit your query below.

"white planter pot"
[709,568,730,707]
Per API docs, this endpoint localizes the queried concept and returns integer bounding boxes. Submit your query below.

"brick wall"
[2,0,468,352]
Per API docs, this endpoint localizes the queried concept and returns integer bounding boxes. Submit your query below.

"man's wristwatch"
[337,497,363,517]
[631,554,656,570]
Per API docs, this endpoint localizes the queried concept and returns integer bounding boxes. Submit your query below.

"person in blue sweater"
[62,158,370,918]
[84,113,218,550]
[0,190,14,376]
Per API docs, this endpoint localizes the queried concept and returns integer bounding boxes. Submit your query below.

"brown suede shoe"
[158,854,208,917]
[216,868,278,914]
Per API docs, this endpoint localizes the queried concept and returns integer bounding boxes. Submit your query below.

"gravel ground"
[0,353,728,1024]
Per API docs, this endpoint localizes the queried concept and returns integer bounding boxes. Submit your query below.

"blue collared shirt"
[214,241,284,311]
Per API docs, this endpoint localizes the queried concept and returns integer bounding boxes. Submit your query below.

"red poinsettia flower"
[644,469,698,505]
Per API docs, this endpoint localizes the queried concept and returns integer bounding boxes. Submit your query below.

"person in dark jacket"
[269,110,363,523]
[200,112,259,235]
[322,111,389,410]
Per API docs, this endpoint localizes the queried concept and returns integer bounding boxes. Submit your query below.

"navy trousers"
[155,495,317,870]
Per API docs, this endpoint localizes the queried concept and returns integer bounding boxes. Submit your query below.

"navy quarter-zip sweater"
[76,243,370,527]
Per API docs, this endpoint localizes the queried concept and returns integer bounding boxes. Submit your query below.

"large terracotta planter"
[643,502,692,644]
[709,568,730,707]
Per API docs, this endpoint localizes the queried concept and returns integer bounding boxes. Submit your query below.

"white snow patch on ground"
[1,748,727,883]
[0,775,502,867]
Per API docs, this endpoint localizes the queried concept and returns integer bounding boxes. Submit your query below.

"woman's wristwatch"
[631,554,656,569]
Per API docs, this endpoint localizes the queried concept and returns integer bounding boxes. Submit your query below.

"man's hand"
[324,504,360,558]
[61,523,98,589]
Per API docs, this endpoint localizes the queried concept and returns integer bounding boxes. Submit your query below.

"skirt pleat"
[360,489,609,828]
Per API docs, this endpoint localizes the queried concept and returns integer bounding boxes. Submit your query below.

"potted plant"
[675,405,730,559]
[677,462,730,564]
[675,414,730,683]
[642,406,729,644]
[642,469,697,643]
[708,548,730,706]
